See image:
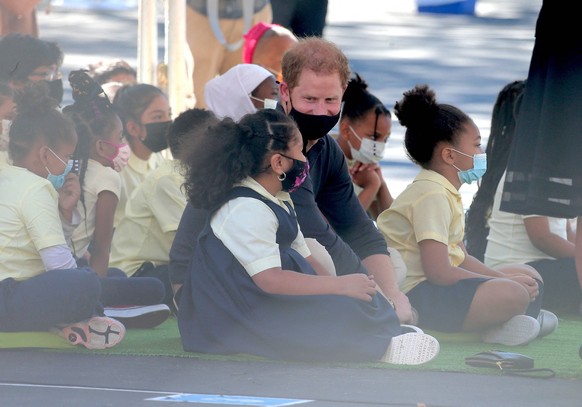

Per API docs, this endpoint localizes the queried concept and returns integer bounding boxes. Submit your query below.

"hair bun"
[394,84,438,129]
[69,69,109,106]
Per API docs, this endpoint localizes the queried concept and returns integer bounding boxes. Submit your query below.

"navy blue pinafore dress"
[178,187,400,362]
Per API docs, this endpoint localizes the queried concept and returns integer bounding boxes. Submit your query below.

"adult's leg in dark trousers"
[293,0,328,37]
[270,0,297,33]
[100,266,165,307]
[0,268,101,332]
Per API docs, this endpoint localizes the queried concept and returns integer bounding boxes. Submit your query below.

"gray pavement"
[3,1,580,406]
[1,350,582,407]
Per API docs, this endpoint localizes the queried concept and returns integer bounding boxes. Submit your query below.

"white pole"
[137,0,158,85]
[166,0,187,116]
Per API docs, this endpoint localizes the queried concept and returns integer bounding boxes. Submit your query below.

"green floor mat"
[0,331,73,349]
[44,315,582,379]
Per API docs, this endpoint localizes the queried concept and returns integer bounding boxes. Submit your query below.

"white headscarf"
[205,64,273,122]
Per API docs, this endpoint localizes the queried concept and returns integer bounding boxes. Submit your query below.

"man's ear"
[279,81,290,110]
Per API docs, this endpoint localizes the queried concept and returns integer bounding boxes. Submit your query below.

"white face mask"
[347,125,386,164]
[250,95,278,110]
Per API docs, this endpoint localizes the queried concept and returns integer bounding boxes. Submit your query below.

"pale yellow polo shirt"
[71,159,121,258]
[114,151,165,227]
[110,160,187,276]
[0,165,66,281]
[377,169,465,293]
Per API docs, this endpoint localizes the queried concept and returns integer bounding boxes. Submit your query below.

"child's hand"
[58,172,81,220]
[508,274,539,302]
[350,161,380,176]
[351,164,381,191]
[338,274,377,302]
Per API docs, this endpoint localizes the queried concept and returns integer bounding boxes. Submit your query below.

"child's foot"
[382,333,440,365]
[482,315,540,346]
[58,316,125,349]
[537,309,558,338]
[104,304,170,329]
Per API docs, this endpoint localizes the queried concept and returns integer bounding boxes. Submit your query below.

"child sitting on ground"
[335,73,394,219]
[112,83,172,226]
[465,80,580,316]
[178,108,439,364]
[377,84,554,346]
[0,84,124,348]
[63,71,169,328]
[110,108,219,311]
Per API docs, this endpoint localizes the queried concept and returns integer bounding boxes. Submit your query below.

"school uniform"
[486,172,581,313]
[110,160,186,308]
[179,177,400,362]
[71,159,166,308]
[378,169,542,332]
[111,160,186,275]
[115,152,165,227]
[71,159,121,259]
[0,165,101,331]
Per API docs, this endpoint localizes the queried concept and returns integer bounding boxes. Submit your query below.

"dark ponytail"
[394,84,471,167]
[342,73,390,127]
[465,80,526,260]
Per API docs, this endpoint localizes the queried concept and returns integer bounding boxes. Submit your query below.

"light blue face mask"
[451,149,487,184]
[45,147,73,190]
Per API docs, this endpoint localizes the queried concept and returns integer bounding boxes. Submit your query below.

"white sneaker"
[104,304,170,329]
[382,333,440,365]
[537,309,558,338]
[482,315,540,346]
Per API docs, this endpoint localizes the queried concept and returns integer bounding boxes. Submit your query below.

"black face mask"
[142,121,172,152]
[45,78,64,104]
[280,155,310,193]
[288,107,340,145]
